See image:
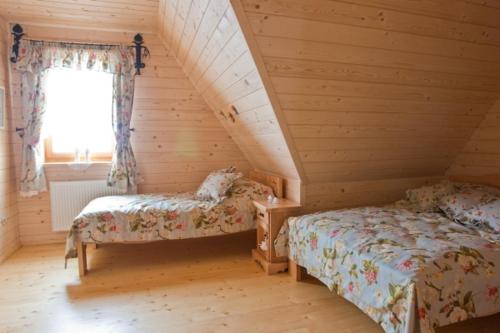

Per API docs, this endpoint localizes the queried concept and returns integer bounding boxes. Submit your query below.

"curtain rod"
[11,24,150,75]
[23,37,120,48]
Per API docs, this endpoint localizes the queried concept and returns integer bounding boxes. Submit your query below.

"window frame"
[44,137,113,163]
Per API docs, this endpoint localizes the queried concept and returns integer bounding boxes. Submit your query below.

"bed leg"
[77,240,87,277]
[289,259,305,281]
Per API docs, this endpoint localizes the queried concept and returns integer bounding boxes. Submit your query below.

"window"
[43,68,115,163]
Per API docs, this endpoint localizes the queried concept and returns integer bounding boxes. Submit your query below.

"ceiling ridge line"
[230,0,308,189]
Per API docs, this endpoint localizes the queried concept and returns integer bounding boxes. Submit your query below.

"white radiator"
[50,180,124,231]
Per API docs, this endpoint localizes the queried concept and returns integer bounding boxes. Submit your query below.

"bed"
[66,171,284,276]
[278,176,500,333]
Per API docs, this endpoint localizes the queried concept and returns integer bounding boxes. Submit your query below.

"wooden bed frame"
[289,259,306,281]
[76,169,285,277]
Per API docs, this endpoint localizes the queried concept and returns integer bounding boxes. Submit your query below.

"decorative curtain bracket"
[10,24,25,63]
[130,34,150,75]
[231,105,240,115]
[15,127,25,138]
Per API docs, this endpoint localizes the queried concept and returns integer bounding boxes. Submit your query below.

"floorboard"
[0,232,498,332]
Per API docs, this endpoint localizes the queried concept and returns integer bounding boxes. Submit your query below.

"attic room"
[0,0,499,332]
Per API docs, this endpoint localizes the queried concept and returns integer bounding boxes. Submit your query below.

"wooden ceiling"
[158,0,302,183]
[237,0,500,210]
[0,0,159,33]
[156,0,500,210]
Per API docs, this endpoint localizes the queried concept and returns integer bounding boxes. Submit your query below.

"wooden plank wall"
[9,24,251,245]
[237,0,500,211]
[448,100,500,177]
[157,0,302,202]
[0,0,159,33]
[0,18,20,262]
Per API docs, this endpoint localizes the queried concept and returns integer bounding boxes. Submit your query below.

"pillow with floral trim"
[439,189,497,226]
[454,182,500,197]
[464,198,500,233]
[405,181,456,212]
[226,178,275,201]
[196,168,243,202]
[219,166,237,174]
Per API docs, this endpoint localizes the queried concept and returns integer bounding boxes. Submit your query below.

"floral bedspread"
[277,206,500,333]
[66,179,272,259]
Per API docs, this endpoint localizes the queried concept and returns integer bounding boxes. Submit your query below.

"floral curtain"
[107,66,139,193]
[14,41,139,196]
[18,68,48,196]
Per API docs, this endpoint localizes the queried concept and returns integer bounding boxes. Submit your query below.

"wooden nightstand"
[251,199,301,274]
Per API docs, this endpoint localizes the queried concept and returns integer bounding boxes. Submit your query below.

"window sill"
[43,160,111,165]
[44,161,111,166]
[44,161,111,171]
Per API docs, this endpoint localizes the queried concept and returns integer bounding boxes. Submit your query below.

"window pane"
[44,68,114,156]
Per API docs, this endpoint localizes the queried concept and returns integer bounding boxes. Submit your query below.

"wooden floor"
[1,232,499,333]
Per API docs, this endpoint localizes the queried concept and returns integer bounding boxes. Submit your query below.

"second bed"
[277,180,500,333]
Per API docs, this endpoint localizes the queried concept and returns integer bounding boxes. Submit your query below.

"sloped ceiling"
[157,0,302,183]
[158,0,500,209]
[0,0,159,33]
[232,0,500,210]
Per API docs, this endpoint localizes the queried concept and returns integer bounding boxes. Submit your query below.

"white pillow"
[196,168,243,202]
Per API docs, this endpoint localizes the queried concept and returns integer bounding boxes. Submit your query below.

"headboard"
[249,170,284,198]
[449,175,500,189]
